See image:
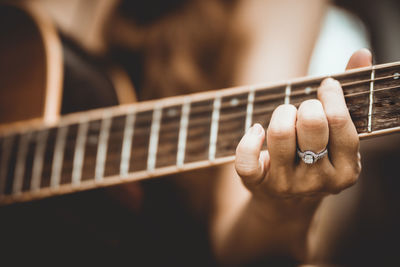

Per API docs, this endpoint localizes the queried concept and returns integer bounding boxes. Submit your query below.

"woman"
[103,0,372,264]
[4,0,371,265]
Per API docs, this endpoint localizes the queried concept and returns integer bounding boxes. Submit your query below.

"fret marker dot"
[167,108,178,117]
[230,98,239,106]
[305,87,312,95]
[91,122,101,131]
[87,135,98,145]
[393,72,400,80]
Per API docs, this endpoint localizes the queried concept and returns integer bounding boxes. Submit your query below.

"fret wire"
[184,73,398,116]
[181,73,395,117]
[22,106,396,182]
[368,67,375,132]
[22,81,398,168]
[174,80,397,130]
[95,112,112,181]
[30,130,48,192]
[57,98,396,161]
[4,74,399,173]
[209,95,221,161]
[125,89,364,141]
[0,63,398,201]
[40,84,384,158]
[51,126,68,188]
[245,88,255,132]
[120,108,135,176]
[13,133,32,194]
[104,85,381,146]
[284,82,291,104]
[6,71,399,142]
[71,120,89,185]
[66,96,393,166]
[177,98,190,167]
[147,105,162,171]
[0,136,13,194]
[43,75,400,148]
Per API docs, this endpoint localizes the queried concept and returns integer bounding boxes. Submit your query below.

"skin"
[213,49,372,264]
[210,0,373,263]
[33,0,374,264]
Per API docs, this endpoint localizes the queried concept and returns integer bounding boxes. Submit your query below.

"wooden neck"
[1,62,400,205]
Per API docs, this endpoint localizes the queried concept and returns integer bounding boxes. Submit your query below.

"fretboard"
[1,62,400,205]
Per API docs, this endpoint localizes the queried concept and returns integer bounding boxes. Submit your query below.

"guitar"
[0,59,399,206]
[1,2,399,207]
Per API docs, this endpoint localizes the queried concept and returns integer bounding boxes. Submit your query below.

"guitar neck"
[1,62,400,205]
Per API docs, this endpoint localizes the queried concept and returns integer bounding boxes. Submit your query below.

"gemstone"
[304,154,314,164]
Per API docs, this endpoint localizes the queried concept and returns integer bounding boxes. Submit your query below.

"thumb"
[235,123,270,185]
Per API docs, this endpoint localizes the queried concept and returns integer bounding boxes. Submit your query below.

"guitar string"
[91,76,398,138]
[186,73,399,114]
[0,71,397,142]
[121,72,397,121]
[2,80,399,153]
[1,75,399,164]
[111,82,399,135]
[45,94,390,178]
[2,70,400,196]
[30,81,399,168]
[2,96,398,194]
[4,97,396,195]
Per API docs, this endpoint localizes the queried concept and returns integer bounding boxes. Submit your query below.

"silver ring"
[297,148,328,164]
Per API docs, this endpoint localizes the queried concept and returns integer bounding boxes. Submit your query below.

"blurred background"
[0,0,400,265]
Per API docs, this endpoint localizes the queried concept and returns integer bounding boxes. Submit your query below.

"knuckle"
[235,142,248,156]
[235,158,260,179]
[236,138,257,156]
[298,100,327,131]
[325,110,349,129]
[350,135,361,149]
[357,154,362,173]
[237,167,259,180]
[331,164,360,192]
[268,104,297,140]
[267,123,294,141]
[336,175,358,191]
[299,114,327,131]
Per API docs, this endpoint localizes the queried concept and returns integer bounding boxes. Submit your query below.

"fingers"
[235,49,370,196]
[296,99,329,156]
[346,48,372,70]
[235,123,269,185]
[266,104,297,166]
[318,78,359,167]
[236,105,297,189]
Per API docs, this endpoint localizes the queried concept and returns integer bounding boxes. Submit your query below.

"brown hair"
[107,0,242,100]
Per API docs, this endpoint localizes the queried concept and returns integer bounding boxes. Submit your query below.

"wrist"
[249,190,323,223]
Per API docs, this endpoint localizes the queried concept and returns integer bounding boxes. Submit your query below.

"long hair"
[108,0,242,100]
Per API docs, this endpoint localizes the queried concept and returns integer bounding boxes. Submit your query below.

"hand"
[235,49,372,200]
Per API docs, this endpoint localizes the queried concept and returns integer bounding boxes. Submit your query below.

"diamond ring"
[297,148,328,164]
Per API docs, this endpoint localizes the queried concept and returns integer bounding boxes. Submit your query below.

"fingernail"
[249,123,263,135]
